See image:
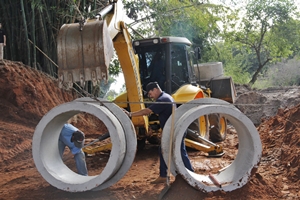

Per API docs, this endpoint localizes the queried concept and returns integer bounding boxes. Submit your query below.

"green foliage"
[270,18,300,59]
[105,89,118,101]
[224,0,298,85]
[124,0,228,60]
[207,41,251,84]
[97,77,116,98]
[253,58,300,89]
[123,0,149,21]
[109,55,121,76]
[151,0,225,54]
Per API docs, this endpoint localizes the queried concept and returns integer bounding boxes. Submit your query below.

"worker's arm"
[131,108,152,117]
[123,108,152,117]
[3,35,6,46]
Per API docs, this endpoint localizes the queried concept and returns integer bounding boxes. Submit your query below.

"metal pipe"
[98,4,114,19]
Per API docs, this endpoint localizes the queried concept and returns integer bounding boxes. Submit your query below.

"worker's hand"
[122,109,131,118]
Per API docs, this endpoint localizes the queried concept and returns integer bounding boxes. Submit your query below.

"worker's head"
[71,130,85,148]
[146,82,162,99]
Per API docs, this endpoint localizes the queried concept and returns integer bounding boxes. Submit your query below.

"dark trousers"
[159,135,194,177]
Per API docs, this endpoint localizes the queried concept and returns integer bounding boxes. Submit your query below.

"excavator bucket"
[200,77,237,103]
[57,20,114,88]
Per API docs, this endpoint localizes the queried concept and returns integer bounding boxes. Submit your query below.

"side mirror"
[194,47,201,60]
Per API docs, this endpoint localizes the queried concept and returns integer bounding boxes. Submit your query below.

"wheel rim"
[219,116,227,139]
[198,116,209,139]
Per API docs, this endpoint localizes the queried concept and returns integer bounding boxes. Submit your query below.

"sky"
[109,73,125,94]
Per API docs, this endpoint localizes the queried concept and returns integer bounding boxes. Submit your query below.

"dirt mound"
[0,60,75,167]
[0,60,75,125]
[235,84,300,125]
[164,103,300,200]
[0,60,300,199]
[258,105,300,187]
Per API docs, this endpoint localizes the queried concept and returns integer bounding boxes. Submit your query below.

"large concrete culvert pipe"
[32,98,137,192]
[161,98,262,192]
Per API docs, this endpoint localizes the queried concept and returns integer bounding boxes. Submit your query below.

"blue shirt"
[148,92,175,129]
[59,124,81,154]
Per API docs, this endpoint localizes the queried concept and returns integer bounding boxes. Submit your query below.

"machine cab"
[132,37,196,94]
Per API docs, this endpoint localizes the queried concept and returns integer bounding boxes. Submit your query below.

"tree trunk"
[31,2,37,69]
[37,9,51,74]
[1,1,10,59]
[42,0,56,76]
[249,64,264,85]
[20,0,31,66]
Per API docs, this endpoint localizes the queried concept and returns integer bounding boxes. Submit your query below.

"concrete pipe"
[32,98,136,192]
[161,98,231,176]
[161,98,262,192]
[193,62,223,80]
[73,98,137,191]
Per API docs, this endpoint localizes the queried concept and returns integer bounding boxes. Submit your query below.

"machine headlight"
[153,39,159,44]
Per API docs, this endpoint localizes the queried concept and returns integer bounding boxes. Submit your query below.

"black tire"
[147,135,160,145]
[209,114,227,142]
[137,138,146,151]
[186,115,209,143]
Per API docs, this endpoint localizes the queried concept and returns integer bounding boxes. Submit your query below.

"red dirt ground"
[0,60,299,199]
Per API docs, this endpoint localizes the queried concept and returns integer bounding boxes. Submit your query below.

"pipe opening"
[162,98,262,192]
[33,101,127,192]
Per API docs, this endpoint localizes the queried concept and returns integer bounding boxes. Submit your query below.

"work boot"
[150,176,166,184]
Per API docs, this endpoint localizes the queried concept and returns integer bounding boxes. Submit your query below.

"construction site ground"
[0,60,299,200]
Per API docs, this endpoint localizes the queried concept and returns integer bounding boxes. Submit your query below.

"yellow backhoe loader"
[57,0,236,156]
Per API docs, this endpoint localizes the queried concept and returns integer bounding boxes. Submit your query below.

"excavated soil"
[0,60,299,200]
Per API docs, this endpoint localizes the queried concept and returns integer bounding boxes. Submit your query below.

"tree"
[124,0,226,61]
[226,0,298,85]
[207,41,253,84]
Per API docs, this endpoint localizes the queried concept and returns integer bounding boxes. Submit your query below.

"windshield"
[137,45,167,91]
[135,42,192,94]
[170,44,190,91]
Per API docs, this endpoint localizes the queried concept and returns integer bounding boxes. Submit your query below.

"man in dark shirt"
[125,82,194,184]
[0,23,6,60]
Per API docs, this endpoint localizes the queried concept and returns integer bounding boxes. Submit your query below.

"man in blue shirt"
[59,123,88,176]
[125,82,193,184]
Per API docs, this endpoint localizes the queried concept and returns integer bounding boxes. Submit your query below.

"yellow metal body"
[171,84,210,138]
[184,138,223,156]
[172,84,206,102]
[114,92,128,108]
[83,143,112,154]
[219,116,227,138]
[113,22,148,127]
